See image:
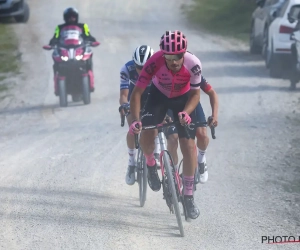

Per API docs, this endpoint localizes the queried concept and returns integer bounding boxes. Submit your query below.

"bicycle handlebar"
[119,107,217,148]
[119,105,130,127]
[133,120,210,149]
[134,121,190,149]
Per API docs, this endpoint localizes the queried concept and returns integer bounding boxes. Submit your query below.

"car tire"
[262,27,268,62]
[250,24,261,54]
[14,2,30,23]
[289,46,299,90]
[266,41,283,78]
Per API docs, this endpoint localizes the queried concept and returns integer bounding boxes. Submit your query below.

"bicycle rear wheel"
[162,151,184,237]
[137,148,147,207]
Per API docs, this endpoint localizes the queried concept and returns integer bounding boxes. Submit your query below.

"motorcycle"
[288,6,300,90]
[43,35,100,107]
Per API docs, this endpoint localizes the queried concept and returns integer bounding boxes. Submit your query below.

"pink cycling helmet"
[159,30,187,54]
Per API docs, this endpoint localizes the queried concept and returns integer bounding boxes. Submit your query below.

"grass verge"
[183,0,257,42]
[0,23,20,93]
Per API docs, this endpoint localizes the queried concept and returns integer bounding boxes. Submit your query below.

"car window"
[289,5,300,20]
[279,0,290,17]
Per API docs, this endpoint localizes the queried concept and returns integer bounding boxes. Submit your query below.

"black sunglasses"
[164,53,184,61]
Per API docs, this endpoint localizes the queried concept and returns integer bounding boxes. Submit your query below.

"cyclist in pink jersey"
[129,30,203,219]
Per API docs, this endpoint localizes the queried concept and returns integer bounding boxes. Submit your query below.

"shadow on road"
[0,102,85,116]
[0,186,181,237]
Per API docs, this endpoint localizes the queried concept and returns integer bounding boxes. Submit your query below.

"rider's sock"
[183,176,194,196]
[154,136,161,154]
[144,153,156,167]
[128,148,136,166]
[197,148,206,164]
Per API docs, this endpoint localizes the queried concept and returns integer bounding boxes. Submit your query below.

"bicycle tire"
[137,148,147,207]
[162,151,184,237]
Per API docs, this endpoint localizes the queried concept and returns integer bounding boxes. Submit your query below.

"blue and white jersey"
[120,60,151,103]
[120,60,139,101]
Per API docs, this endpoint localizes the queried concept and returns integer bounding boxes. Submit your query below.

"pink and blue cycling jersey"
[136,50,203,98]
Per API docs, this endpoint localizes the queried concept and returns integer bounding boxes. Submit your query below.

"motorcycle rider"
[119,45,161,185]
[48,7,98,95]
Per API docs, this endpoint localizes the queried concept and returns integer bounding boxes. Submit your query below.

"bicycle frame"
[156,126,183,197]
[131,120,216,236]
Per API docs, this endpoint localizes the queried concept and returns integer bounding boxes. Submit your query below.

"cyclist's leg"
[194,103,209,184]
[142,90,161,165]
[170,94,199,219]
[125,112,136,185]
[140,85,168,191]
[124,90,148,185]
[140,87,159,164]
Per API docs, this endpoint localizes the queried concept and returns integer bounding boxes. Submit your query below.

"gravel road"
[0,0,299,249]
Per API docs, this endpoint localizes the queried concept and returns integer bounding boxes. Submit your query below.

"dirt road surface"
[0,0,299,249]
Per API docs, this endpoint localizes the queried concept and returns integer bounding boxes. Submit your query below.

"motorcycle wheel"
[58,79,68,107]
[82,75,91,105]
[289,68,299,91]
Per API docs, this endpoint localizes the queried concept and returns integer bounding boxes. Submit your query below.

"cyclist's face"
[164,53,184,72]
[135,64,143,75]
[136,68,142,75]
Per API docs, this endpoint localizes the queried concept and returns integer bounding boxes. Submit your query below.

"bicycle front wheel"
[162,151,184,237]
[137,148,147,207]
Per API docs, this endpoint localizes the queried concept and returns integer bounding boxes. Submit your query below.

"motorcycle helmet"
[63,7,79,24]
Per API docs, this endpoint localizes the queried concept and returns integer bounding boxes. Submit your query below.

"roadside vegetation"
[183,0,257,41]
[0,23,20,95]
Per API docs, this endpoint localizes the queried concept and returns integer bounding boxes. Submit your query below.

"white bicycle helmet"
[132,45,154,67]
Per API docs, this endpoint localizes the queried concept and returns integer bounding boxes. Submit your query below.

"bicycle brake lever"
[208,116,216,139]
[180,113,191,139]
[134,123,140,149]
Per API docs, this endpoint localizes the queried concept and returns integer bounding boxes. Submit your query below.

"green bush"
[0,24,19,74]
[185,0,257,40]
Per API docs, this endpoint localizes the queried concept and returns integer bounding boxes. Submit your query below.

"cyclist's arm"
[131,52,159,121]
[184,55,202,114]
[200,75,218,118]
[119,66,130,105]
[183,89,200,114]
[130,86,144,122]
[205,88,219,120]
[120,89,129,105]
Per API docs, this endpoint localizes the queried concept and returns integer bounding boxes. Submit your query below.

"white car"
[266,0,300,77]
